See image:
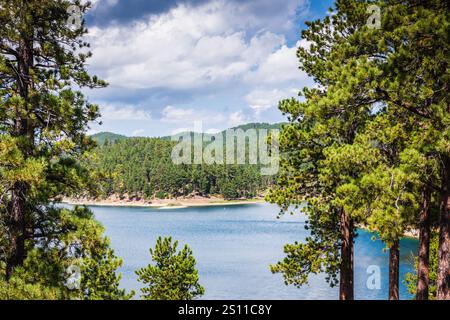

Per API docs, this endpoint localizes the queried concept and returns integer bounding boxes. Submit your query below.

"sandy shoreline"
[62,197,265,208]
[62,197,419,239]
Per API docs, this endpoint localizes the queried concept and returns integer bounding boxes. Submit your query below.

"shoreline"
[357,223,419,240]
[62,197,265,209]
[62,198,419,240]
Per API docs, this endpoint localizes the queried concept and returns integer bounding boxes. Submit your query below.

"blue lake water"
[82,203,417,300]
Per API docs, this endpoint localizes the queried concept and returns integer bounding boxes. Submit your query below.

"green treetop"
[0,0,130,299]
[136,237,204,300]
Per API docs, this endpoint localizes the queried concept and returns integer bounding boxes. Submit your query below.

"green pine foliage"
[267,0,449,300]
[88,135,276,200]
[136,237,204,300]
[1,0,449,301]
[0,206,133,300]
[405,232,439,300]
[0,0,131,299]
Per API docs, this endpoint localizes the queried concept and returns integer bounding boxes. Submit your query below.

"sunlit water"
[70,203,417,300]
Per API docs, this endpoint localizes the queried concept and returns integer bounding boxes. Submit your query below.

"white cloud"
[228,110,247,127]
[131,129,145,136]
[161,105,225,125]
[84,0,313,134]
[85,0,117,10]
[161,106,195,123]
[245,42,308,85]
[100,104,152,120]
[218,0,310,33]
[245,88,297,115]
[86,0,307,91]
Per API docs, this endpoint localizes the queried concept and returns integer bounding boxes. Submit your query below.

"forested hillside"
[88,123,280,200]
[90,132,128,145]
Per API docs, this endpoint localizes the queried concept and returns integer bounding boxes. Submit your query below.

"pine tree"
[267,0,379,300]
[357,113,419,300]
[0,0,106,277]
[406,232,440,299]
[0,206,133,299]
[268,0,449,300]
[346,0,449,299]
[136,237,204,300]
[0,0,131,299]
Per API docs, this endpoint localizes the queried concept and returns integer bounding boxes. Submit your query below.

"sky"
[82,0,334,137]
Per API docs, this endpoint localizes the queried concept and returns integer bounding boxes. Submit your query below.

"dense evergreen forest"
[88,123,281,200]
[1,0,449,302]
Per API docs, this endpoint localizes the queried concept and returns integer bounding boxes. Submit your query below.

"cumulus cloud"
[100,104,152,120]
[87,0,309,31]
[245,42,309,85]
[131,128,145,136]
[85,0,117,11]
[161,105,225,125]
[245,88,298,115]
[228,110,248,127]
[86,3,286,91]
[83,0,314,136]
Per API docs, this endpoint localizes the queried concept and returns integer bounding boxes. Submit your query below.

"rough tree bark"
[339,209,354,300]
[5,32,33,279]
[416,187,431,300]
[437,157,450,300]
[5,183,27,279]
[389,240,400,300]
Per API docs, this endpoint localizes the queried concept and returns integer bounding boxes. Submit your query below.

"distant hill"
[160,122,284,140]
[86,122,284,200]
[90,132,127,146]
[91,123,285,144]
[230,122,284,131]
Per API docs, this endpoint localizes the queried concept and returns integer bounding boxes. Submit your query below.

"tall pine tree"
[0,0,129,299]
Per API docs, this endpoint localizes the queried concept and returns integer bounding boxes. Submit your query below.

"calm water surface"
[83,203,417,300]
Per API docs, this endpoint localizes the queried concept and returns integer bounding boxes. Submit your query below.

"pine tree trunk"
[339,209,354,300]
[389,240,400,300]
[437,157,450,300]
[5,27,33,279]
[416,187,431,300]
[5,182,27,279]
[6,108,29,280]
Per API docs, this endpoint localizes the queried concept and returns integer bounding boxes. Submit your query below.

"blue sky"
[83,0,334,137]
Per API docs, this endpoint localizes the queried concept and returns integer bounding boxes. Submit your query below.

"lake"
[83,203,417,300]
